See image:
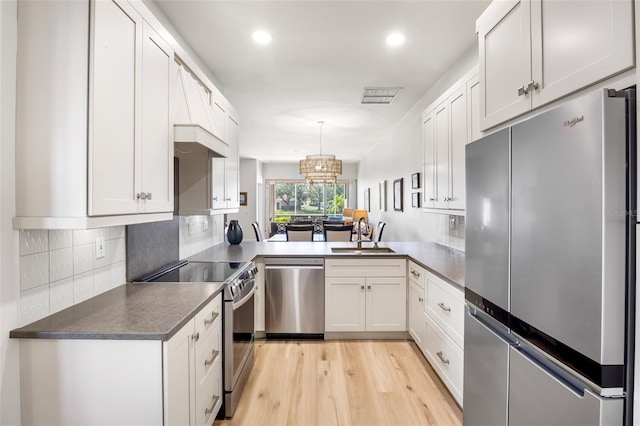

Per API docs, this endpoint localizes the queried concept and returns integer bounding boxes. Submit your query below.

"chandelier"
[299,121,343,185]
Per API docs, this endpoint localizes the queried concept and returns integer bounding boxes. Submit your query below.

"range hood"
[173,64,230,158]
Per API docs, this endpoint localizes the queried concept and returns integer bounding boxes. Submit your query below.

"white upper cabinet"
[15,0,174,229]
[477,0,634,130]
[422,68,478,212]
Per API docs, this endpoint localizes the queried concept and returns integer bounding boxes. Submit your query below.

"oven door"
[225,280,255,392]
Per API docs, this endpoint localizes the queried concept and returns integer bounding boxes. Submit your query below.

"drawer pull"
[204,349,220,367]
[204,311,219,325]
[418,297,424,303]
[436,351,450,365]
[437,302,451,312]
[410,269,420,277]
[205,395,219,416]
[367,285,372,290]
[192,332,200,342]
[361,285,365,290]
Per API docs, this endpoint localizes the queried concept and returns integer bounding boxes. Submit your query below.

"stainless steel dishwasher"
[265,257,324,338]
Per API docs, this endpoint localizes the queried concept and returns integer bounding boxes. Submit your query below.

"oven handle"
[231,282,256,310]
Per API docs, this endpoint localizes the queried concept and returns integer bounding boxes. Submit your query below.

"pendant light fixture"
[299,121,343,185]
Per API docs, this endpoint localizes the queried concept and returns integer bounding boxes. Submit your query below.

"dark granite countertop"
[10,282,224,341]
[189,241,465,289]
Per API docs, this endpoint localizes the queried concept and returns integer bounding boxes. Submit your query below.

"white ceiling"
[153,0,490,163]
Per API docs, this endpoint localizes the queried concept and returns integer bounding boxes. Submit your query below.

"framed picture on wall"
[364,188,370,212]
[412,192,421,208]
[411,172,420,189]
[379,181,387,211]
[239,192,247,206]
[393,178,403,211]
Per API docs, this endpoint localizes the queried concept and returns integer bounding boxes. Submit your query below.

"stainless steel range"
[144,260,257,418]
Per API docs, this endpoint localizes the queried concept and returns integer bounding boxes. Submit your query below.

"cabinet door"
[325,277,366,332]
[140,22,174,213]
[89,0,141,215]
[477,0,532,130]
[211,157,226,209]
[225,115,240,208]
[366,277,406,332]
[530,0,634,108]
[448,86,466,210]
[422,111,436,208]
[163,319,193,426]
[466,74,481,144]
[434,101,449,208]
[409,281,426,350]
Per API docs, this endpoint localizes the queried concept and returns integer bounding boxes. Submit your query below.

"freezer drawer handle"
[437,302,451,312]
[513,344,586,397]
[436,351,450,365]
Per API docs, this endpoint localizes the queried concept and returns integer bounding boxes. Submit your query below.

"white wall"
[262,161,359,181]
[178,215,225,259]
[229,159,260,241]
[0,1,20,423]
[356,44,478,250]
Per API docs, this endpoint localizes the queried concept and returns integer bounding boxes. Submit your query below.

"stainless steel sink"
[330,247,395,254]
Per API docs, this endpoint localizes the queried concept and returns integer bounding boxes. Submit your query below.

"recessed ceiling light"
[252,30,272,45]
[386,33,405,47]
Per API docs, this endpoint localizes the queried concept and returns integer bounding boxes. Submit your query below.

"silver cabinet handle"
[204,349,219,366]
[367,285,372,290]
[526,80,539,92]
[205,395,219,415]
[443,197,452,202]
[361,285,365,290]
[213,196,218,201]
[429,197,436,201]
[410,269,420,278]
[192,332,200,342]
[436,351,450,365]
[418,297,424,303]
[204,311,218,326]
[437,302,451,312]
[517,85,526,96]
[225,197,232,201]
[146,192,152,200]
[137,192,148,200]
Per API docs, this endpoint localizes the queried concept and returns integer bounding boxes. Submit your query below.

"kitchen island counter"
[10,282,224,340]
[189,241,464,289]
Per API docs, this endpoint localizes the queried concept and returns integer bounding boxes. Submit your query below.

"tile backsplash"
[19,226,126,326]
[179,215,225,260]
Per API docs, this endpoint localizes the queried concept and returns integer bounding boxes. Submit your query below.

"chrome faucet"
[356,217,368,248]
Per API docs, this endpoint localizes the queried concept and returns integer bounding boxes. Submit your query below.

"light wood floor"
[215,339,462,426]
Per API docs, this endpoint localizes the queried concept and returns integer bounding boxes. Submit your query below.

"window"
[270,181,348,223]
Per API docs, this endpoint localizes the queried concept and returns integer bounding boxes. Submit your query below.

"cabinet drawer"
[325,258,406,277]
[194,294,221,348]
[426,273,464,349]
[195,323,221,387]
[196,356,222,426]
[425,314,463,406]
[408,261,425,289]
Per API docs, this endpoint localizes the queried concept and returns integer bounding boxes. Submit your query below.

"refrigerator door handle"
[512,343,586,397]
[467,305,514,343]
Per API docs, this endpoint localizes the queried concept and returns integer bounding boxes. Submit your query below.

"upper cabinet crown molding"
[477,0,634,131]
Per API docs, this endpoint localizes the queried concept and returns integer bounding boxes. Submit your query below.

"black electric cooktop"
[146,261,249,284]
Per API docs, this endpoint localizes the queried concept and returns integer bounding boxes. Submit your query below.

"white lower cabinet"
[408,264,465,407]
[19,294,223,425]
[325,258,406,333]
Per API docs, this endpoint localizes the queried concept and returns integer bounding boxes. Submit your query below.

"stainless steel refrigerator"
[464,88,636,425]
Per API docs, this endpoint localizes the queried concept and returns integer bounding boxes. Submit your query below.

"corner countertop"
[10,282,224,341]
[188,241,465,289]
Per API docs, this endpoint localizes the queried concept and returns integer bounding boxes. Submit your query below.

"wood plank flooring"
[215,340,462,426]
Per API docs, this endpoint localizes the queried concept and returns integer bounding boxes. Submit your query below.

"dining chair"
[285,225,314,241]
[251,222,263,241]
[323,224,353,242]
[373,222,386,242]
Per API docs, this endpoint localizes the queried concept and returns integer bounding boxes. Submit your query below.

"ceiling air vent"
[361,87,402,104]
